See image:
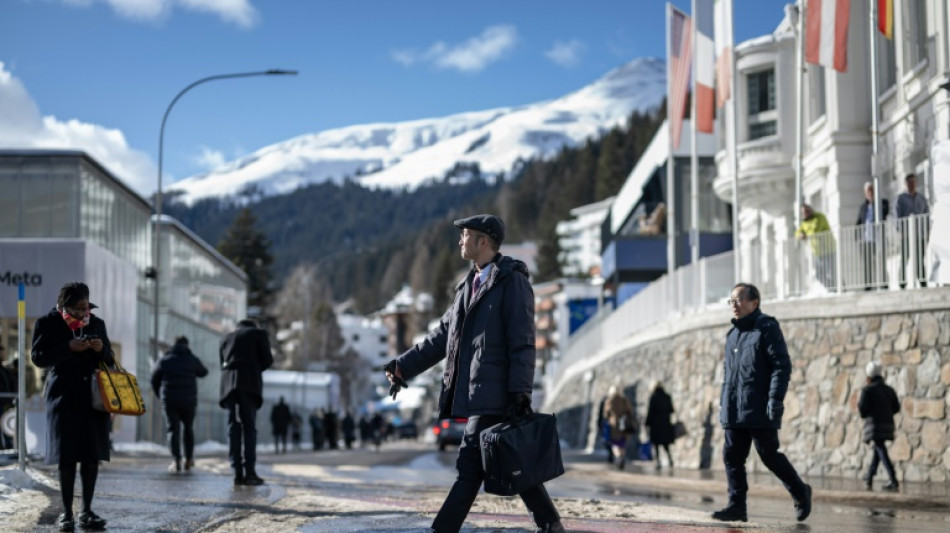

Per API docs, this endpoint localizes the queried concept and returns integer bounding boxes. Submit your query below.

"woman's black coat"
[31,308,115,465]
[646,387,676,445]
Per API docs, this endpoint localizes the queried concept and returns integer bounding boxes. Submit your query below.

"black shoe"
[244,470,265,485]
[77,510,107,531]
[711,504,747,522]
[535,521,566,533]
[57,513,75,532]
[882,481,899,492]
[234,474,246,486]
[794,484,812,522]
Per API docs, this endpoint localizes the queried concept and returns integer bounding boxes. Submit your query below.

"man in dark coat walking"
[384,214,564,533]
[151,336,208,473]
[858,361,901,491]
[220,318,274,485]
[270,397,292,454]
[712,283,811,523]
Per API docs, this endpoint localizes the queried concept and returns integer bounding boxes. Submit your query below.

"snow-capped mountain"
[170,57,666,203]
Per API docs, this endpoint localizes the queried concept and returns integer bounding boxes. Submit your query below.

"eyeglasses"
[726,297,744,307]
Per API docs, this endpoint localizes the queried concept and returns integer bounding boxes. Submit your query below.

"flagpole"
[666,3,679,310]
[690,0,701,291]
[726,0,740,283]
[869,0,881,224]
[794,0,806,230]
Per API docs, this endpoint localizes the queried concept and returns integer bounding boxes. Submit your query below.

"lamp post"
[150,69,297,362]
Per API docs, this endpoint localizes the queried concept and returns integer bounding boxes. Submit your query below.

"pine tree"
[218,208,275,312]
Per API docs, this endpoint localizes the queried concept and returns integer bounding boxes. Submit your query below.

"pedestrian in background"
[309,408,325,450]
[150,335,208,473]
[712,283,811,523]
[384,214,565,533]
[603,385,636,470]
[645,380,675,470]
[323,409,338,449]
[220,318,274,486]
[358,413,371,448]
[895,173,930,288]
[342,410,356,449]
[32,282,112,532]
[856,182,890,290]
[795,204,836,289]
[596,394,614,464]
[270,397,291,454]
[858,361,901,491]
[370,411,384,452]
[290,411,302,451]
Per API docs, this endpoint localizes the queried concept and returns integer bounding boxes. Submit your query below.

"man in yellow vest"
[795,204,836,290]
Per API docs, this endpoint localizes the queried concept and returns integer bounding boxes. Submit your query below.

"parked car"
[432,417,467,451]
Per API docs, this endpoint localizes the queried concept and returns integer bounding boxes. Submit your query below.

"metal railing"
[550,214,933,388]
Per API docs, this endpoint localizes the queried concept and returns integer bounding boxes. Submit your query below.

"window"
[808,65,825,124]
[901,0,928,68]
[746,68,776,140]
[877,32,897,91]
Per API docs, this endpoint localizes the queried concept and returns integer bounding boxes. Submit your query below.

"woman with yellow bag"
[32,282,114,532]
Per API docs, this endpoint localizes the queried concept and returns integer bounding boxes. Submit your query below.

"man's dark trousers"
[723,428,808,506]
[431,415,560,532]
[164,403,197,461]
[226,392,258,471]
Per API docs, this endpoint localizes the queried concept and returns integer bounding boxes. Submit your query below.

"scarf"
[59,306,91,331]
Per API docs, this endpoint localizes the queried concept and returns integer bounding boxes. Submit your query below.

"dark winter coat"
[270,401,292,434]
[31,308,115,465]
[603,393,636,443]
[219,320,274,408]
[396,254,535,419]
[150,342,208,408]
[646,387,676,445]
[856,198,890,225]
[858,376,900,443]
[720,308,791,430]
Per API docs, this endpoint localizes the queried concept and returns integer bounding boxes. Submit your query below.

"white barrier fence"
[550,214,932,387]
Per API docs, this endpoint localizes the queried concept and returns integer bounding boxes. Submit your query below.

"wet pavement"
[3,442,949,532]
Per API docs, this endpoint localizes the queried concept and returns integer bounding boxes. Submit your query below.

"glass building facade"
[0,150,246,446]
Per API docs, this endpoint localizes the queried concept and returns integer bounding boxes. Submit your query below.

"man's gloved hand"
[767,399,784,421]
[383,360,408,400]
[504,392,532,421]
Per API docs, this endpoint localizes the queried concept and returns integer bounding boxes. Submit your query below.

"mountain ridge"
[169,57,666,203]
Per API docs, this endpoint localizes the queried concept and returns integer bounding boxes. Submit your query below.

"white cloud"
[194,146,226,170]
[392,25,518,73]
[545,39,585,68]
[0,62,157,196]
[58,0,259,28]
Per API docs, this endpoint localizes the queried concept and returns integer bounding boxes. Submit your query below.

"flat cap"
[454,214,505,245]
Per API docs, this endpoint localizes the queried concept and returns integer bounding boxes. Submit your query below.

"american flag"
[668,5,692,149]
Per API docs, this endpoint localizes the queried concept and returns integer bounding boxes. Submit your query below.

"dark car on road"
[432,418,467,451]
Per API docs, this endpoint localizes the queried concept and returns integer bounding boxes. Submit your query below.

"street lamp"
[150,69,297,361]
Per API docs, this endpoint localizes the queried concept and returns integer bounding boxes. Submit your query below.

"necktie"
[472,275,482,298]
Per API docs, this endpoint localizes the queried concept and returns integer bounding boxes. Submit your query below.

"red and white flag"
[714,0,733,108]
[694,0,715,133]
[668,5,692,149]
[805,0,850,72]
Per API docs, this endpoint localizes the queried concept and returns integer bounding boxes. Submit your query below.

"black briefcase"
[480,411,565,496]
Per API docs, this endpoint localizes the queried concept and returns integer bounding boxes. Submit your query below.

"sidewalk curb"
[568,461,950,511]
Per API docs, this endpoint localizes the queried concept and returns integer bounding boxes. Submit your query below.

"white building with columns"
[714,0,948,294]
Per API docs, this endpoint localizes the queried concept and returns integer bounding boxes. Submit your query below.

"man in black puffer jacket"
[858,361,901,491]
[384,214,564,533]
[713,283,811,524]
[151,336,208,473]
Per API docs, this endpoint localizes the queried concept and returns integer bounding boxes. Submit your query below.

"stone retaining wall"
[543,289,950,482]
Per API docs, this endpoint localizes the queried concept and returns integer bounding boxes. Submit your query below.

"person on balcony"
[895,173,930,288]
[638,202,667,236]
[856,182,889,290]
[795,204,836,290]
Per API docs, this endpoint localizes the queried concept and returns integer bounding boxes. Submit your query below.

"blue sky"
[0,0,784,195]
